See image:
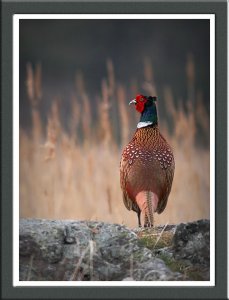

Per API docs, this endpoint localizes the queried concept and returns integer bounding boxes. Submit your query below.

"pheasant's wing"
[120,154,140,213]
[157,160,175,214]
[120,155,134,211]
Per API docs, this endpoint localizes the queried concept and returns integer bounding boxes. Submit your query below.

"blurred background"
[19,19,210,227]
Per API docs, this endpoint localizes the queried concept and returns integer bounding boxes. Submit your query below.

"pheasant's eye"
[140,97,144,102]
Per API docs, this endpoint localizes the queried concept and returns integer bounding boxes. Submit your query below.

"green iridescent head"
[129,94,158,127]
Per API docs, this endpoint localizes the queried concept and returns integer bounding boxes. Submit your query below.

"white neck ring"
[137,121,153,129]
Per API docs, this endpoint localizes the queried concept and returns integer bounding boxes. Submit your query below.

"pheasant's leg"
[137,210,142,227]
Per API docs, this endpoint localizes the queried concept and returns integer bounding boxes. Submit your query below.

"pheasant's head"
[129,94,158,128]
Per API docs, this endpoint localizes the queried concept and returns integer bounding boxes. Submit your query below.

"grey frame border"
[1,1,227,299]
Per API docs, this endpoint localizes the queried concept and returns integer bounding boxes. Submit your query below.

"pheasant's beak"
[129,99,137,105]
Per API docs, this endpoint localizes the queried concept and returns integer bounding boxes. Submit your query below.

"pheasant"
[120,94,175,227]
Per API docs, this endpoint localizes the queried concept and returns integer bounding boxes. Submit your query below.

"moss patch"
[137,228,174,250]
[157,253,206,281]
[136,227,208,281]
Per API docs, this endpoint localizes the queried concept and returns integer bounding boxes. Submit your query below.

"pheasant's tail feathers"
[136,191,158,227]
[146,191,154,227]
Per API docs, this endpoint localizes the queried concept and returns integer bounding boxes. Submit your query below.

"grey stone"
[19,219,210,281]
[172,219,210,266]
[19,219,183,281]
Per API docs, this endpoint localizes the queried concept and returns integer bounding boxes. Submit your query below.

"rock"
[19,219,210,281]
[172,219,210,266]
[19,219,183,281]
[133,220,210,281]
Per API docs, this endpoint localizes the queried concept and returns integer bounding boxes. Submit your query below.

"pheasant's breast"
[122,142,173,170]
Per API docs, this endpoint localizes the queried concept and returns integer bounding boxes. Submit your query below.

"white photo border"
[13,13,215,287]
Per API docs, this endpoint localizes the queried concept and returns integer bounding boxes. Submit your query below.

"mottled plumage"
[120,95,175,227]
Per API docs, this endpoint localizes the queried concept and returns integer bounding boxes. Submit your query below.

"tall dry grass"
[19,57,210,228]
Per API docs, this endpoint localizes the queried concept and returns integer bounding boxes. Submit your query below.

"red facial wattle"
[135,95,147,113]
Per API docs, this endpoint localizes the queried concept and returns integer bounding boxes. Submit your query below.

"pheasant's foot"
[144,223,154,228]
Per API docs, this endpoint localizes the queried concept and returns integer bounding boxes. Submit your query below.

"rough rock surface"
[19,219,210,281]
[172,219,210,266]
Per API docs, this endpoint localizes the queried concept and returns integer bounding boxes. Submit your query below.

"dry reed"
[20,57,210,228]
[117,85,130,147]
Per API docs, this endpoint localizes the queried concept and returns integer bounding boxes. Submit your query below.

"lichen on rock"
[19,219,210,281]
